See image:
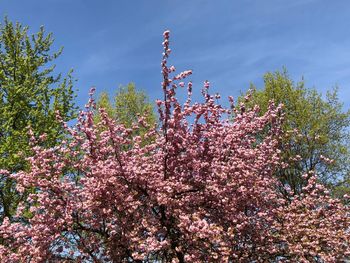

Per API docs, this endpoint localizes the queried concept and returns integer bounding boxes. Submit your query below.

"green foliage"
[0,17,77,221]
[95,92,115,122]
[240,69,350,196]
[95,83,157,141]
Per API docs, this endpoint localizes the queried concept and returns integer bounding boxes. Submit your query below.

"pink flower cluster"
[0,31,349,262]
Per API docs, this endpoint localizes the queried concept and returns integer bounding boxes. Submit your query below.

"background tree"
[0,17,77,222]
[95,83,157,145]
[94,91,115,122]
[240,70,350,196]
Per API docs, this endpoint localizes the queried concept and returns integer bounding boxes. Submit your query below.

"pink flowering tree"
[0,31,349,262]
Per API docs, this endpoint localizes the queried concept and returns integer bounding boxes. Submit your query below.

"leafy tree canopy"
[0,17,77,221]
[240,69,350,196]
[95,83,157,144]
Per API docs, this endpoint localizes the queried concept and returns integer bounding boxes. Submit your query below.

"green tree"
[0,18,77,222]
[240,69,350,197]
[95,83,157,140]
[95,91,115,122]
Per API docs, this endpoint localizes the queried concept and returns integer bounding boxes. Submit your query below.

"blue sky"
[1,0,350,110]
